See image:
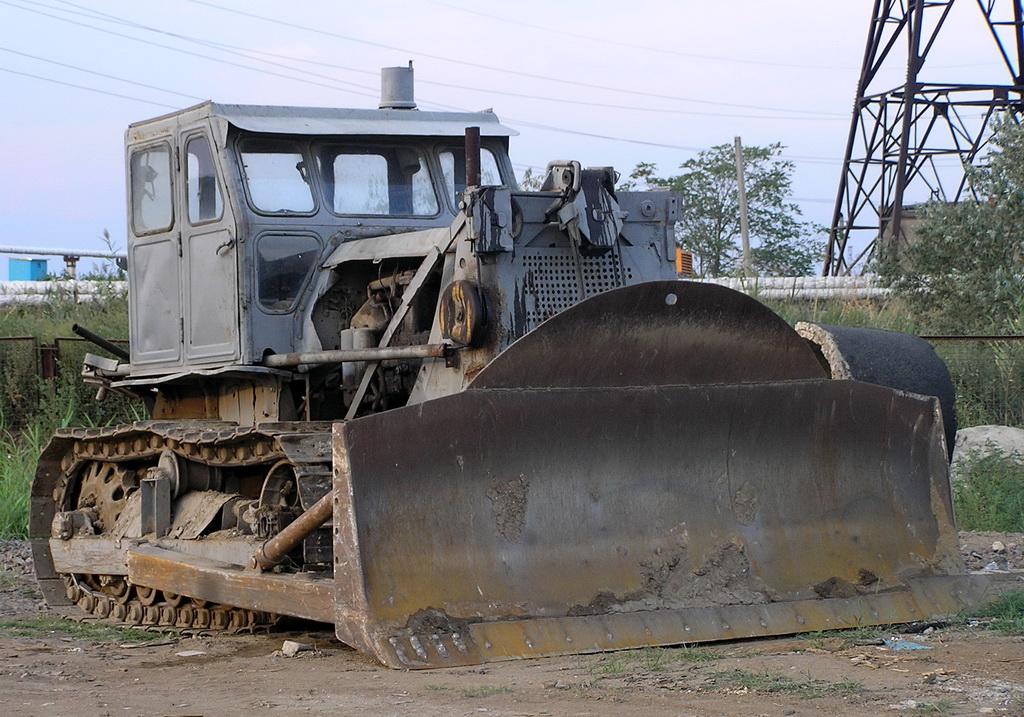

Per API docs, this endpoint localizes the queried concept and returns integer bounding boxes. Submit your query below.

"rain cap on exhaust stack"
[380,63,416,110]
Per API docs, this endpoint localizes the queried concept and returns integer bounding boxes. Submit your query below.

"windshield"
[239,138,316,214]
[316,144,438,216]
[236,135,507,217]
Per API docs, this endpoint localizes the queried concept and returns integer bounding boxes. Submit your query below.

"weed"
[423,684,451,692]
[713,668,863,699]
[670,644,720,663]
[0,291,138,538]
[912,700,957,714]
[800,625,886,650]
[592,644,720,676]
[457,685,513,698]
[0,568,18,590]
[966,591,1024,635]
[952,449,1024,532]
[0,616,164,643]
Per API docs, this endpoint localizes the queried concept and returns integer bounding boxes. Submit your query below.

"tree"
[518,166,543,191]
[626,144,824,277]
[877,117,1024,333]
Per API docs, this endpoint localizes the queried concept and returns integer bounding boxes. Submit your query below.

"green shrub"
[952,449,1024,532]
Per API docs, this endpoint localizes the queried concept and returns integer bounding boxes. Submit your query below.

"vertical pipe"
[734,137,752,277]
[39,343,57,390]
[465,126,481,188]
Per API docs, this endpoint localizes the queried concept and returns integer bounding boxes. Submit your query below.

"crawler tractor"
[32,67,998,668]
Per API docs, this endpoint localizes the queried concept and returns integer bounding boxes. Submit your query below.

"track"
[30,420,334,631]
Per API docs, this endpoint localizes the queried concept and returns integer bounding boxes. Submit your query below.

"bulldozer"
[31,66,999,669]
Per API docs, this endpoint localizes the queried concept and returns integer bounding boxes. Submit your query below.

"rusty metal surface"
[49,535,262,575]
[263,343,448,368]
[30,421,335,609]
[252,491,333,571]
[127,545,334,623]
[473,281,827,390]
[379,574,1000,669]
[334,378,961,667]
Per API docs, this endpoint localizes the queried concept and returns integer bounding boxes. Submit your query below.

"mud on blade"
[332,378,980,669]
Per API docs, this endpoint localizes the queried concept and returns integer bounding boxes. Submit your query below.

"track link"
[64,575,275,632]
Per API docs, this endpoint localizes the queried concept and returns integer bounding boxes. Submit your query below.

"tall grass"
[953,449,1024,532]
[970,590,1024,635]
[0,424,46,537]
[0,285,135,538]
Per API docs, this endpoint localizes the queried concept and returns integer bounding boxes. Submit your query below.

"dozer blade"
[328,283,991,668]
[333,380,995,669]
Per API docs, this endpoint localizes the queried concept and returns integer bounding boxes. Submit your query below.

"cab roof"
[129,101,518,138]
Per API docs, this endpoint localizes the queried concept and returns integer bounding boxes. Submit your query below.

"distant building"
[8,258,48,281]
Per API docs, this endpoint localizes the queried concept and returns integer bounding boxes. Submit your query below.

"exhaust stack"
[380,63,416,110]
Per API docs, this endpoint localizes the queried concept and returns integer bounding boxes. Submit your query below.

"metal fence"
[925,336,1024,429]
[0,336,131,429]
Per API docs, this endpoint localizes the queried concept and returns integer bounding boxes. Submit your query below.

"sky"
[0,0,1016,278]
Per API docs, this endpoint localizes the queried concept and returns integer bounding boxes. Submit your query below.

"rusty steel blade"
[474,280,827,389]
[332,379,969,668]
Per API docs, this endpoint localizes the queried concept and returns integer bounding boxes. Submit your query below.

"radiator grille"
[521,249,632,330]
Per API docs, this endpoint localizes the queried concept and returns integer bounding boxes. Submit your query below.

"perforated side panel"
[520,248,633,331]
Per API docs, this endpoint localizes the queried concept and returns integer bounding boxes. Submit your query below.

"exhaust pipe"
[380,62,416,110]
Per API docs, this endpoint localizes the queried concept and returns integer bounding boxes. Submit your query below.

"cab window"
[239,138,315,214]
[439,148,502,204]
[186,135,223,224]
[130,143,174,235]
[256,234,321,312]
[317,145,438,216]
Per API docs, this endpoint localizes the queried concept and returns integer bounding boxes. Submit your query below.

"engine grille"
[521,248,633,331]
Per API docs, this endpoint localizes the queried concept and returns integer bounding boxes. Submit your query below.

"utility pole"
[734,136,752,277]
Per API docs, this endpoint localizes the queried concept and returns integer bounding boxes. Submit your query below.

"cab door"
[179,130,240,364]
[128,140,183,370]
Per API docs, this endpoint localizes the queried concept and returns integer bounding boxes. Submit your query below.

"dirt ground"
[2,535,1023,717]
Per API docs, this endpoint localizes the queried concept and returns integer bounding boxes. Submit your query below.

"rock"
[992,541,1006,553]
[281,640,313,657]
[952,426,1024,479]
[175,650,206,658]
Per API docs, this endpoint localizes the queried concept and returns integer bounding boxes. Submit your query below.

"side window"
[130,144,174,234]
[239,138,315,214]
[318,146,439,216]
[440,148,502,204]
[256,234,321,312]
[186,135,223,224]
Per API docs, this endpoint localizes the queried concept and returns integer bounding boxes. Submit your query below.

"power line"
[423,0,856,72]
[40,1,840,122]
[45,0,380,98]
[0,0,380,100]
[1,0,848,166]
[0,65,177,108]
[0,45,204,101]
[186,0,847,117]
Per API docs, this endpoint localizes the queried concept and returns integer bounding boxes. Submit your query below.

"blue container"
[8,258,48,281]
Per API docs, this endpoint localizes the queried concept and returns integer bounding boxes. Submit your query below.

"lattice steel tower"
[824,0,1024,275]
